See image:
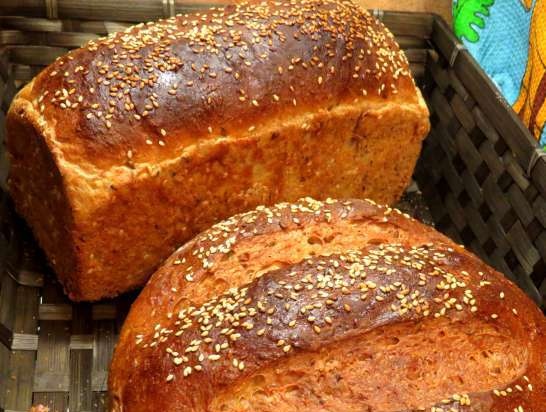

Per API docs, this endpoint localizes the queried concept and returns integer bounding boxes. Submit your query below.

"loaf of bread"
[6,0,429,301]
[109,198,546,411]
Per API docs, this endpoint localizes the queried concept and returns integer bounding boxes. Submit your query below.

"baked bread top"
[109,198,546,411]
[17,0,419,169]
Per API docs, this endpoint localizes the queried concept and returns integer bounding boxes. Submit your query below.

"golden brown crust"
[26,0,417,167]
[6,0,429,300]
[109,198,546,411]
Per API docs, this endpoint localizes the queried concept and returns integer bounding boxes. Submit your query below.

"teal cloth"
[453,0,546,146]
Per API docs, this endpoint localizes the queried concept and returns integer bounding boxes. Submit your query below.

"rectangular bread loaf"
[6,0,429,300]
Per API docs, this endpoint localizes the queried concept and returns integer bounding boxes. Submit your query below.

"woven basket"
[1,6,545,412]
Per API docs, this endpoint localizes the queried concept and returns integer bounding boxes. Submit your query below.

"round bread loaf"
[109,198,546,411]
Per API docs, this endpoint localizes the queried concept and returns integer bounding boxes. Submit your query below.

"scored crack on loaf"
[7,0,429,300]
[109,198,546,411]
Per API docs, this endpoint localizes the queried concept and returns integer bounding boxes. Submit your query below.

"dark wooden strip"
[0,269,17,332]
[39,303,72,321]
[482,175,511,219]
[0,16,130,35]
[0,30,98,48]
[32,392,68,412]
[11,333,38,351]
[459,169,483,209]
[478,141,504,178]
[450,92,476,132]
[507,184,535,227]
[69,303,93,411]
[33,320,70,392]
[91,321,116,392]
[462,205,488,243]
[455,128,483,173]
[531,157,546,197]
[0,322,11,350]
[533,196,546,227]
[4,351,35,411]
[34,279,71,393]
[454,52,536,169]
[0,0,226,22]
[472,106,500,144]
[426,51,450,92]
[381,11,433,38]
[0,344,9,409]
[8,45,68,66]
[70,350,93,411]
[92,391,108,412]
[506,221,541,274]
[443,192,466,231]
[430,14,460,65]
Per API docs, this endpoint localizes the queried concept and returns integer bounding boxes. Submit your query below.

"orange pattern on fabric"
[514,0,546,141]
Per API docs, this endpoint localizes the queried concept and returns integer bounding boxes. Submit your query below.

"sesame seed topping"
[130,199,498,386]
[43,0,409,155]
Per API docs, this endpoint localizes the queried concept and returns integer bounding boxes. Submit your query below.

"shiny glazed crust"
[6,0,429,300]
[109,198,546,411]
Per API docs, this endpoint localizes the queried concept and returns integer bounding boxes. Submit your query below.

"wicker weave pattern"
[0,194,136,412]
[0,11,544,412]
[414,18,546,306]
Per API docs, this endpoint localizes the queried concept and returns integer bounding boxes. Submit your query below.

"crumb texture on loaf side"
[109,198,546,412]
[6,93,80,289]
